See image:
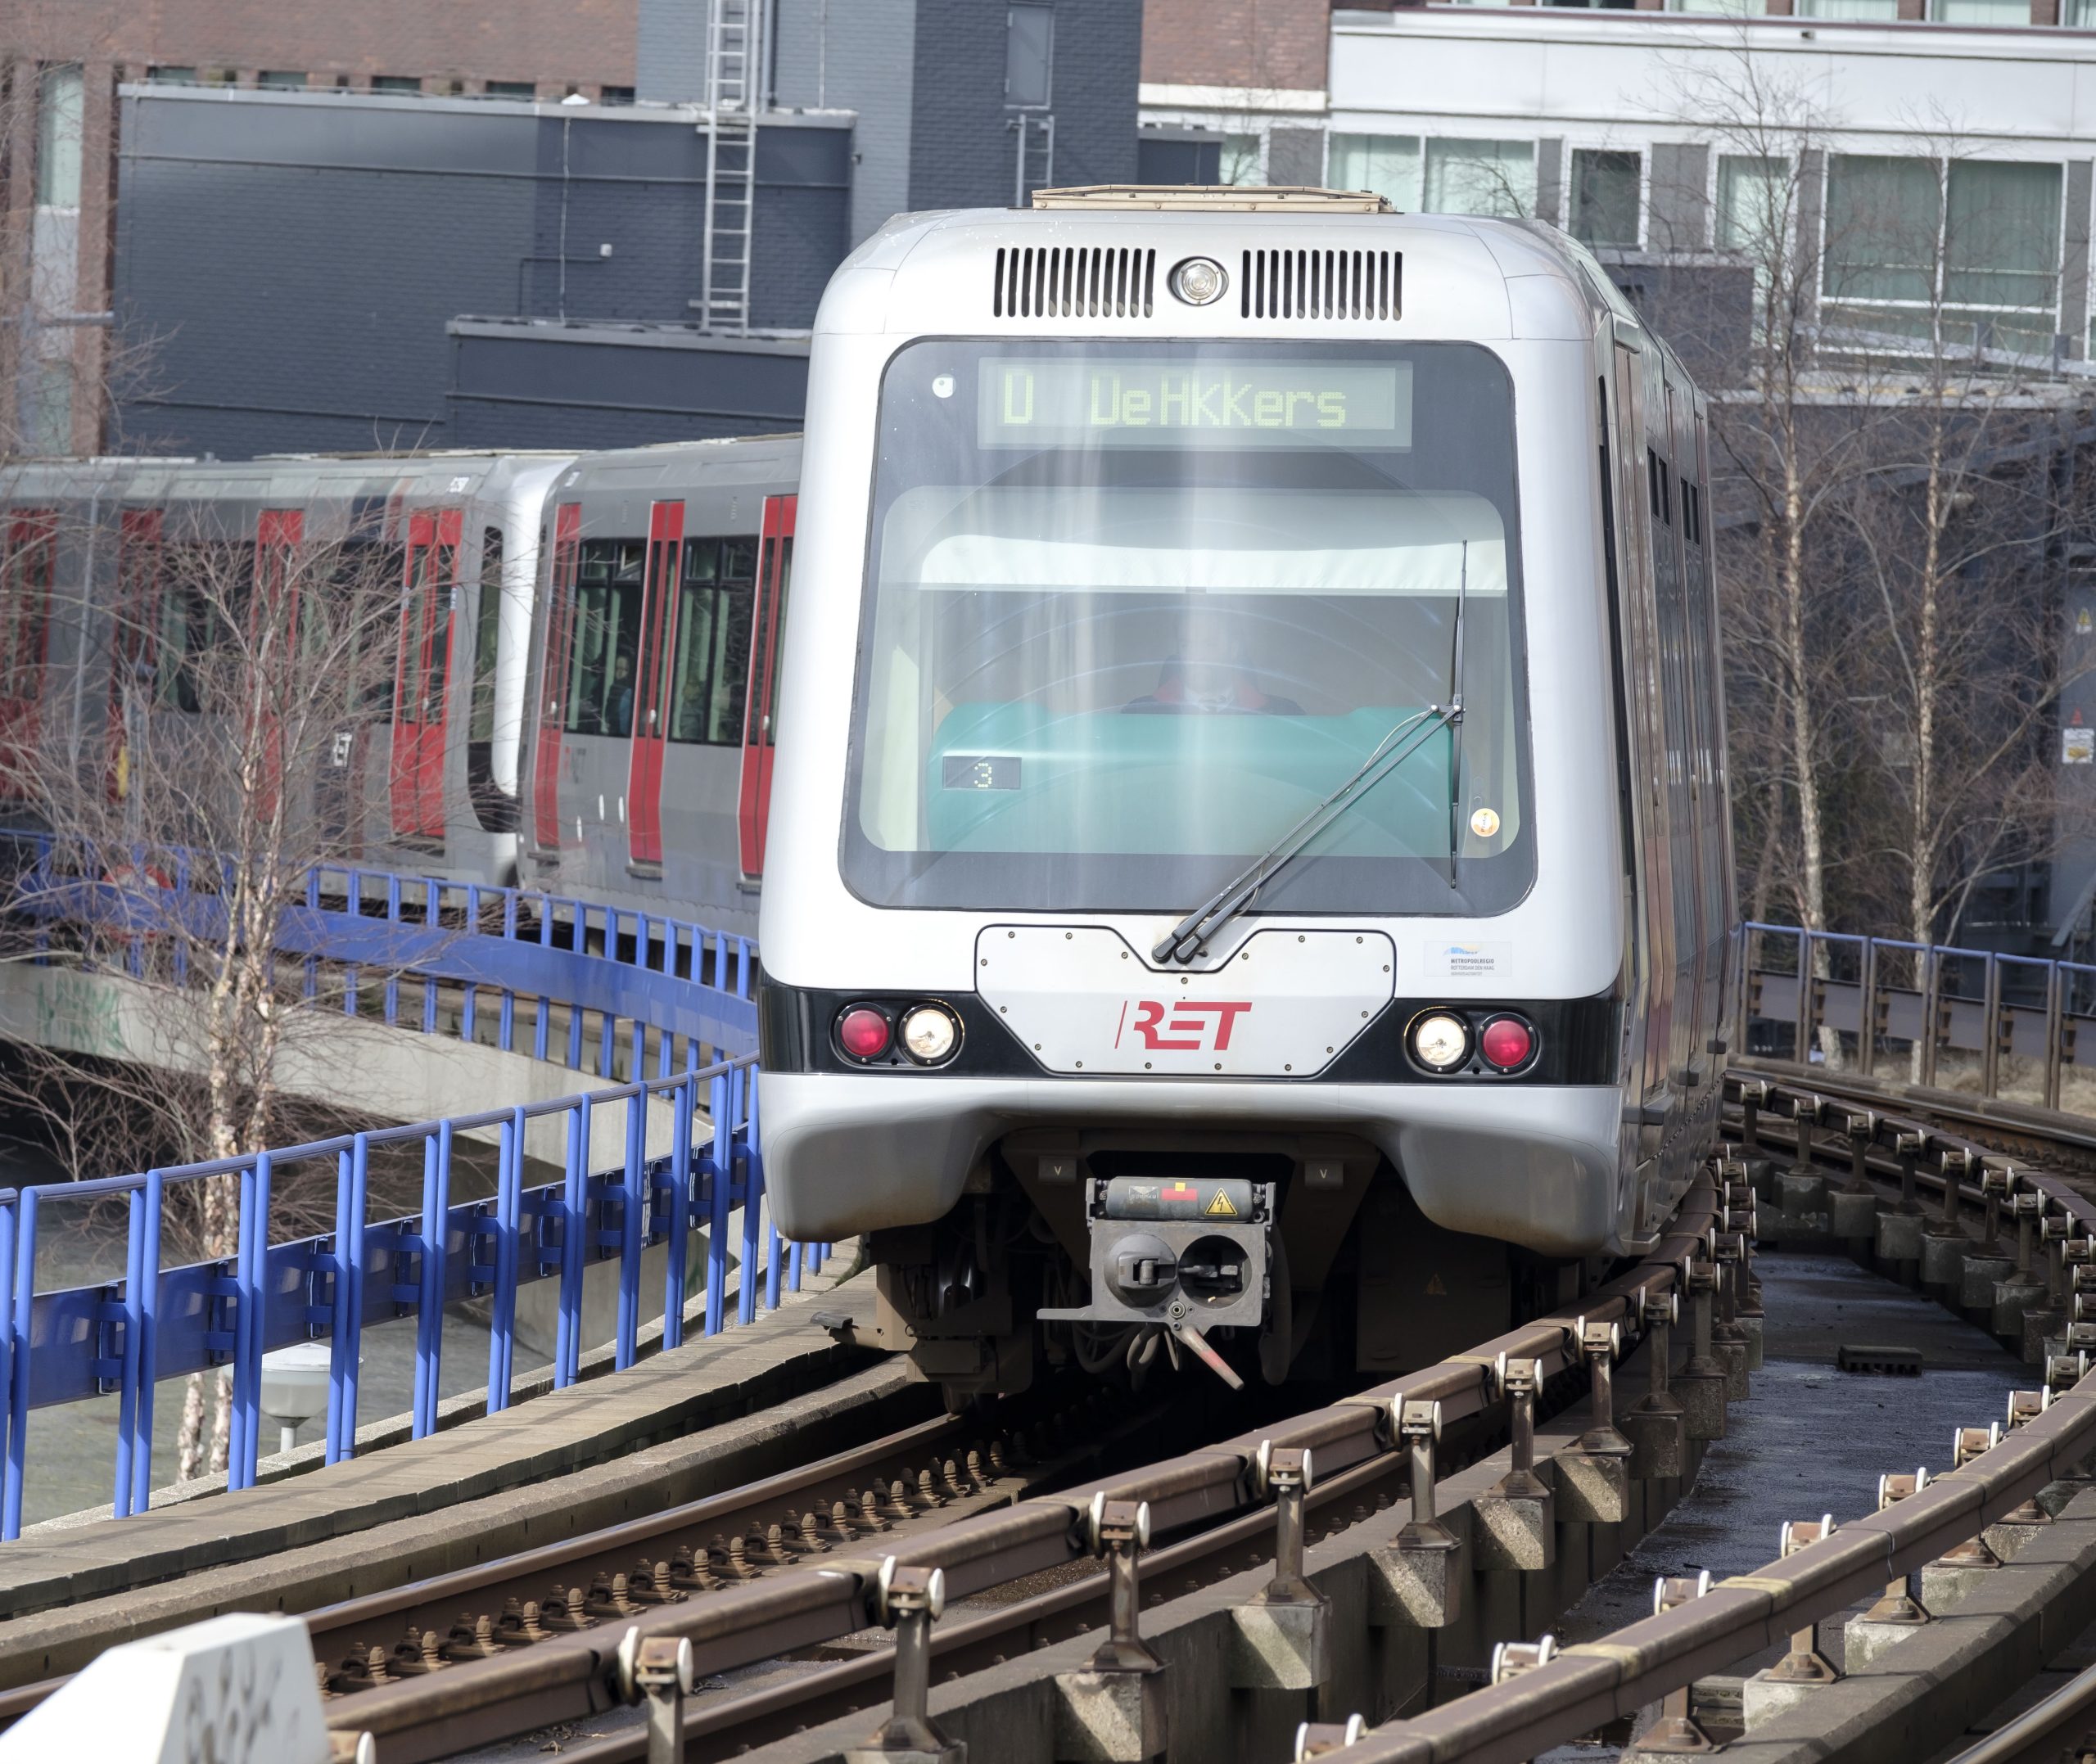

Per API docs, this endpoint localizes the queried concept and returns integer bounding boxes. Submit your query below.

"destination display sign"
[978,357,1413,449]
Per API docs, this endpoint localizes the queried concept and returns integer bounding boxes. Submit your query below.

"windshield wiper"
[1153,702,1458,966]
[1443,541,1468,891]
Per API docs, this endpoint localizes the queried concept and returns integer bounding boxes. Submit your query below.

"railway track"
[23,1061,2096,1763]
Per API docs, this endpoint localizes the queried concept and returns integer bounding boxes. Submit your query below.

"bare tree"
[0,499,416,1476]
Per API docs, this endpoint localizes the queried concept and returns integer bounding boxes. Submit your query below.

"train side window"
[667,535,757,745]
[565,538,645,736]
[469,527,501,744]
[0,516,54,701]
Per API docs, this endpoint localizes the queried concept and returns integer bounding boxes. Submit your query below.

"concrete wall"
[113,88,850,459]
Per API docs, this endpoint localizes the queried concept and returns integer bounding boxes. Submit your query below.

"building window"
[1717,154,1788,257]
[485,80,538,100]
[599,84,635,105]
[35,66,82,210]
[2067,0,2096,22]
[24,359,73,455]
[147,65,196,84]
[1668,0,1760,13]
[1328,133,1423,207]
[1005,4,1054,108]
[1425,139,1535,219]
[257,70,309,89]
[1796,0,1900,15]
[1932,0,2033,19]
[1222,133,1263,186]
[1823,155,2062,351]
[372,75,422,96]
[1571,149,1641,249]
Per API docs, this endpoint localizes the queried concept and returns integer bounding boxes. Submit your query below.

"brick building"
[0,0,640,456]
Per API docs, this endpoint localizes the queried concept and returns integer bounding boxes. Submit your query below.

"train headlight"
[836,1005,892,1062]
[1168,256,1228,306]
[1479,1015,1537,1071]
[1410,1012,1470,1073]
[899,1003,960,1065]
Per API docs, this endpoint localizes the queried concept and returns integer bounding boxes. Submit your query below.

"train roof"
[546,432,804,496]
[0,450,575,506]
[815,187,1637,356]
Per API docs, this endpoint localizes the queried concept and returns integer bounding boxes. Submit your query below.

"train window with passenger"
[566,539,646,736]
[666,535,757,745]
[844,340,1533,915]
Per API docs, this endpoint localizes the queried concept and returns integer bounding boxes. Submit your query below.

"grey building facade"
[112,87,847,458]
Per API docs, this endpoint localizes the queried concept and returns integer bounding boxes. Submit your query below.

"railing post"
[1981,954,2003,1099]
[617,1086,645,1371]
[132,1171,163,1510]
[486,1108,525,1414]
[1857,938,1879,1079]
[0,1198,17,1541]
[557,1098,590,1387]
[115,1186,147,1518]
[232,1155,271,1491]
[664,1076,695,1351]
[1793,929,1814,1062]
[1920,944,1942,1087]
[707,1071,731,1335]
[738,1069,761,1327]
[2046,960,2067,1111]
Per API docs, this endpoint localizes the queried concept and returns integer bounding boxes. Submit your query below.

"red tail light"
[1479,1015,1535,1071]
[837,1005,892,1061]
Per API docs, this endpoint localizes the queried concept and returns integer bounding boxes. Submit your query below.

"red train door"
[0,512,55,801]
[108,509,163,804]
[251,508,305,821]
[626,500,685,873]
[736,494,796,880]
[390,508,460,841]
[531,503,582,855]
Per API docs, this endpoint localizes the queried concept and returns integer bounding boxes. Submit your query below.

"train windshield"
[844,340,1532,916]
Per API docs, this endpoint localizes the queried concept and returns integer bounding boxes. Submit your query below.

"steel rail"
[1317,1074,2096,1764]
[1943,1658,2096,1764]
[323,1186,1723,1762]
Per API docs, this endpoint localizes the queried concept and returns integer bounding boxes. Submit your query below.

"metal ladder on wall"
[1010,112,1056,209]
[699,0,762,334]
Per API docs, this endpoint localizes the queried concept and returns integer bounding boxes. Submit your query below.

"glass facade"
[1572,149,1642,249]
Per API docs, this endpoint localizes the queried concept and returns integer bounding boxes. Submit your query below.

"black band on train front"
[760,979,1621,1085]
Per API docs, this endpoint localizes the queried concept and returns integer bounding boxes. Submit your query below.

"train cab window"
[845,339,1534,916]
[565,538,645,736]
[666,535,757,745]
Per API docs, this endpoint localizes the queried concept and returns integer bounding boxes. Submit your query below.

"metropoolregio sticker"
[1426,940,1512,980]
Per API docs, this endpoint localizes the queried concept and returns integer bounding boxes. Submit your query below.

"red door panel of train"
[532,503,582,855]
[251,508,305,821]
[0,512,55,801]
[626,500,686,873]
[391,508,461,842]
[108,509,163,804]
[737,494,796,880]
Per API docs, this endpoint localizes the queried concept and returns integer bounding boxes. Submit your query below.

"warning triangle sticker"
[1204,1189,1240,1219]
[1425,1274,1448,1297]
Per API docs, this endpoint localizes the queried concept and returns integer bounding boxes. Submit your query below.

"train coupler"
[1039,1176,1276,1381]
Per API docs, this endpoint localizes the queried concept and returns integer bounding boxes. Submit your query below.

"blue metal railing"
[0,842,822,1541]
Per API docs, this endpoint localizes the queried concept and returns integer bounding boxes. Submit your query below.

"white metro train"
[756,187,1740,1400]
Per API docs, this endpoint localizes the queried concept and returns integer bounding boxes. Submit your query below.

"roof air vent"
[994,246,1156,319]
[1242,249,1398,321]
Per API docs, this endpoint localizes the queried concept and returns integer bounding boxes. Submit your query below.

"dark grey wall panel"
[447,326,808,449]
[774,0,915,244]
[114,91,848,458]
